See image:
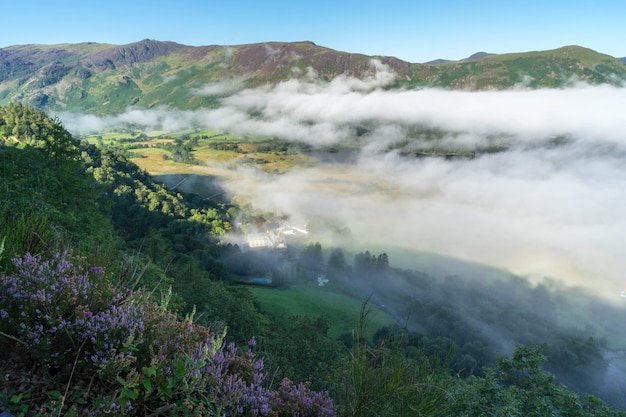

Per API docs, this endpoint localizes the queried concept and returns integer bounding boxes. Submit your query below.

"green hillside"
[1,40,625,115]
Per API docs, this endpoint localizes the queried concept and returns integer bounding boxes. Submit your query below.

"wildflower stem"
[145,403,176,417]
[0,330,28,347]
[57,340,85,417]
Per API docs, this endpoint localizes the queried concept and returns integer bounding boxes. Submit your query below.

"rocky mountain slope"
[0,39,624,115]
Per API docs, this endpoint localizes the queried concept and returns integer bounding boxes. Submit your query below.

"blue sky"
[1,0,624,62]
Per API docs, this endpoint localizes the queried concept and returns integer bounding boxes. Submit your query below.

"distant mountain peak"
[87,39,190,68]
[462,52,493,61]
[425,51,493,64]
[424,58,452,65]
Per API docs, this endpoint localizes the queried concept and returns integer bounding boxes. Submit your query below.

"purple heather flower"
[0,252,337,416]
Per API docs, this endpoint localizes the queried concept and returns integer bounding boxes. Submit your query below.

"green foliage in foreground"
[0,251,336,416]
[1,103,625,416]
[0,103,114,269]
[454,346,626,417]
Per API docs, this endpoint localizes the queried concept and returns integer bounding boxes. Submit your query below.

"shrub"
[0,251,335,416]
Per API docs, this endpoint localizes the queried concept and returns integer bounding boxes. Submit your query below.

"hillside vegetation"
[0,40,625,114]
[2,104,626,416]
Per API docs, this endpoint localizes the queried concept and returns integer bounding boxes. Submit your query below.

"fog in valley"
[61,61,626,404]
[64,61,626,297]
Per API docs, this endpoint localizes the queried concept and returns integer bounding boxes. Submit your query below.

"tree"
[298,242,324,278]
[263,315,345,392]
[376,252,389,270]
[452,345,625,417]
[327,248,349,281]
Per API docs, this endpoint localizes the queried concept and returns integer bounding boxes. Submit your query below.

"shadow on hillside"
[154,173,230,203]
[341,251,626,408]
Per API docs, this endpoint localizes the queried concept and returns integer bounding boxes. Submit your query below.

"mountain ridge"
[1,39,625,115]
[426,51,494,64]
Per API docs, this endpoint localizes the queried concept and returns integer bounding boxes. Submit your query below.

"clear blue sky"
[1,0,625,62]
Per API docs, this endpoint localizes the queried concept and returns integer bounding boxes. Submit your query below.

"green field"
[83,128,318,175]
[248,284,397,339]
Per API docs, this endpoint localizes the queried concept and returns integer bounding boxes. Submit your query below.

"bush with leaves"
[0,251,335,416]
[452,345,626,417]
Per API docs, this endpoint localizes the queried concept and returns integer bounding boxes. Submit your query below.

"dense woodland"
[1,103,625,416]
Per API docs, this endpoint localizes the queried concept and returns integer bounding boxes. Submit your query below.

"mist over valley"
[4,39,626,412]
[58,62,626,405]
[64,63,626,296]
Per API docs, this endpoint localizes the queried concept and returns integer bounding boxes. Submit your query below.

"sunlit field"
[248,284,397,339]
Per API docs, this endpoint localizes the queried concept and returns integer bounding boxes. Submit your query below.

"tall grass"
[0,211,60,272]
[336,300,456,417]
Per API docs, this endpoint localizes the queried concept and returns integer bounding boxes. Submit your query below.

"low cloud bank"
[223,142,626,294]
[60,66,626,295]
[62,65,626,147]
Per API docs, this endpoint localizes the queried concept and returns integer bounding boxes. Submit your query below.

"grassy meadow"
[84,128,317,175]
[248,284,397,339]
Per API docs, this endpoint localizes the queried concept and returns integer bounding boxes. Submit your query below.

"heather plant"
[0,251,336,416]
[271,378,336,417]
[0,252,119,366]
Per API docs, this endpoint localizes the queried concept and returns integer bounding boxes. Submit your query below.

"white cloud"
[222,141,626,294]
[162,74,178,83]
[191,78,246,96]
[263,44,280,61]
[58,69,626,296]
